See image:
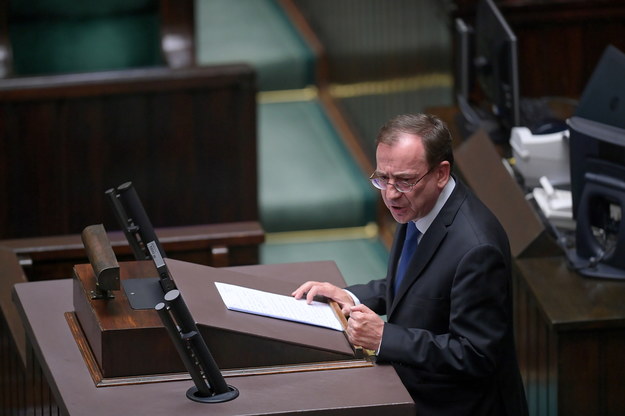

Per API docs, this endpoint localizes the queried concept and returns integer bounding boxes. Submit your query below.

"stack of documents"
[215,282,344,331]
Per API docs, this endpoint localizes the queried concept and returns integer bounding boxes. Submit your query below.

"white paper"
[214,282,343,331]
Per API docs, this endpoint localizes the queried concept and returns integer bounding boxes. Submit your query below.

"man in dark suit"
[293,114,528,415]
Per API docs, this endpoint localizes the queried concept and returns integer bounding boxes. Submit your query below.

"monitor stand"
[564,177,625,280]
[455,95,508,144]
[565,249,625,280]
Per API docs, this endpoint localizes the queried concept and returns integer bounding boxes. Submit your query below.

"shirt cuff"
[344,290,382,355]
[344,289,360,306]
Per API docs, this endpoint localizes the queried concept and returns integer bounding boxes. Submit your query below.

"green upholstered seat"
[195,0,376,232]
[8,0,163,75]
[259,99,377,232]
[338,85,454,163]
[195,0,314,91]
[261,237,389,287]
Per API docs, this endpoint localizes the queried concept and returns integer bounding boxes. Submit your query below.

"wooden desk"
[514,256,625,416]
[12,261,414,416]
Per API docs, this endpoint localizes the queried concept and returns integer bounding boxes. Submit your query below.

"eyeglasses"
[369,167,434,193]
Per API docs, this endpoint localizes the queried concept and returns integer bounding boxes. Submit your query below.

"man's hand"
[291,281,355,315]
[345,304,384,351]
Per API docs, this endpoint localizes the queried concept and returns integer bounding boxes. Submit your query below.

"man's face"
[374,133,447,224]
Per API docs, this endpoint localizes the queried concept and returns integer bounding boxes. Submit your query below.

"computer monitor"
[455,0,520,143]
[474,0,520,129]
[575,45,625,129]
[566,116,625,279]
[454,17,473,104]
[454,17,484,135]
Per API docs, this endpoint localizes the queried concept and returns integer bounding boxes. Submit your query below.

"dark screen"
[474,0,520,129]
[575,45,625,130]
[568,116,625,219]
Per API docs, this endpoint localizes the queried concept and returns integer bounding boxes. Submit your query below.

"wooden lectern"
[13,259,414,415]
[72,258,362,381]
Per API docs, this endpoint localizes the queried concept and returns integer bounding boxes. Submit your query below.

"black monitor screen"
[474,0,520,129]
[454,0,520,142]
[454,17,473,102]
[575,45,625,130]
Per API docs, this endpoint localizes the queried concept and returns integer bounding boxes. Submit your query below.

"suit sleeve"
[377,243,509,379]
[346,278,389,316]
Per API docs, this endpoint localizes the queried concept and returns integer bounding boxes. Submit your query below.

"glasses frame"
[369,166,435,193]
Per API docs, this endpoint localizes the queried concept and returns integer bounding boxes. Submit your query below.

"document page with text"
[215,282,344,331]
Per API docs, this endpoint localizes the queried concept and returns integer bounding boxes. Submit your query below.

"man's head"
[371,114,453,223]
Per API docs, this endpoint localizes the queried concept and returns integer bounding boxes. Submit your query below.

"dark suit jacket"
[347,178,528,416]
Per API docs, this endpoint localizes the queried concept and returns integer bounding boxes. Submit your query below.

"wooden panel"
[515,255,625,415]
[515,265,558,416]
[558,332,600,416]
[0,312,59,415]
[503,1,625,98]
[0,64,257,239]
[558,330,625,416]
[604,331,625,415]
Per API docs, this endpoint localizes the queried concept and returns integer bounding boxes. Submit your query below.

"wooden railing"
[0,63,258,240]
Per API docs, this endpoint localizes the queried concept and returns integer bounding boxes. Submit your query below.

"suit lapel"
[388,178,468,317]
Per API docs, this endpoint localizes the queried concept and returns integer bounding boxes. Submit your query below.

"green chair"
[0,0,195,77]
[195,0,315,92]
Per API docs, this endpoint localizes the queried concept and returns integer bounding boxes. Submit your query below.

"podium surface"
[13,261,414,415]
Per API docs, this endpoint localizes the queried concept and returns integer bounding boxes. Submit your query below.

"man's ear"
[436,161,451,186]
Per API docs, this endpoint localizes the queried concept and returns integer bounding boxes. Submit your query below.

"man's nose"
[384,184,403,198]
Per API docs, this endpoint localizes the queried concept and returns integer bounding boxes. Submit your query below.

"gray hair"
[376,113,454,170]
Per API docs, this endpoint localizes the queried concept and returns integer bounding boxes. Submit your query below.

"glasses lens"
[395,182,410,193]
[370,177,412,192]
[370,177,386,190]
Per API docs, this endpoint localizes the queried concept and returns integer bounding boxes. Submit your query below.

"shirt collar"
[413,176,456,235]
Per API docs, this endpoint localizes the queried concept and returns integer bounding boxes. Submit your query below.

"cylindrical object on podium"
[116,181,166,259]
[163,289,232,396]
[155,301,212,397]
[81,224,120,294]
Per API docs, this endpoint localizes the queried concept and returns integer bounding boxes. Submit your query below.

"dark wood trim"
[0,63,254,100]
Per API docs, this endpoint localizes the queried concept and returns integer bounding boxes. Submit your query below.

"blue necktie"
[394,224,420,294]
